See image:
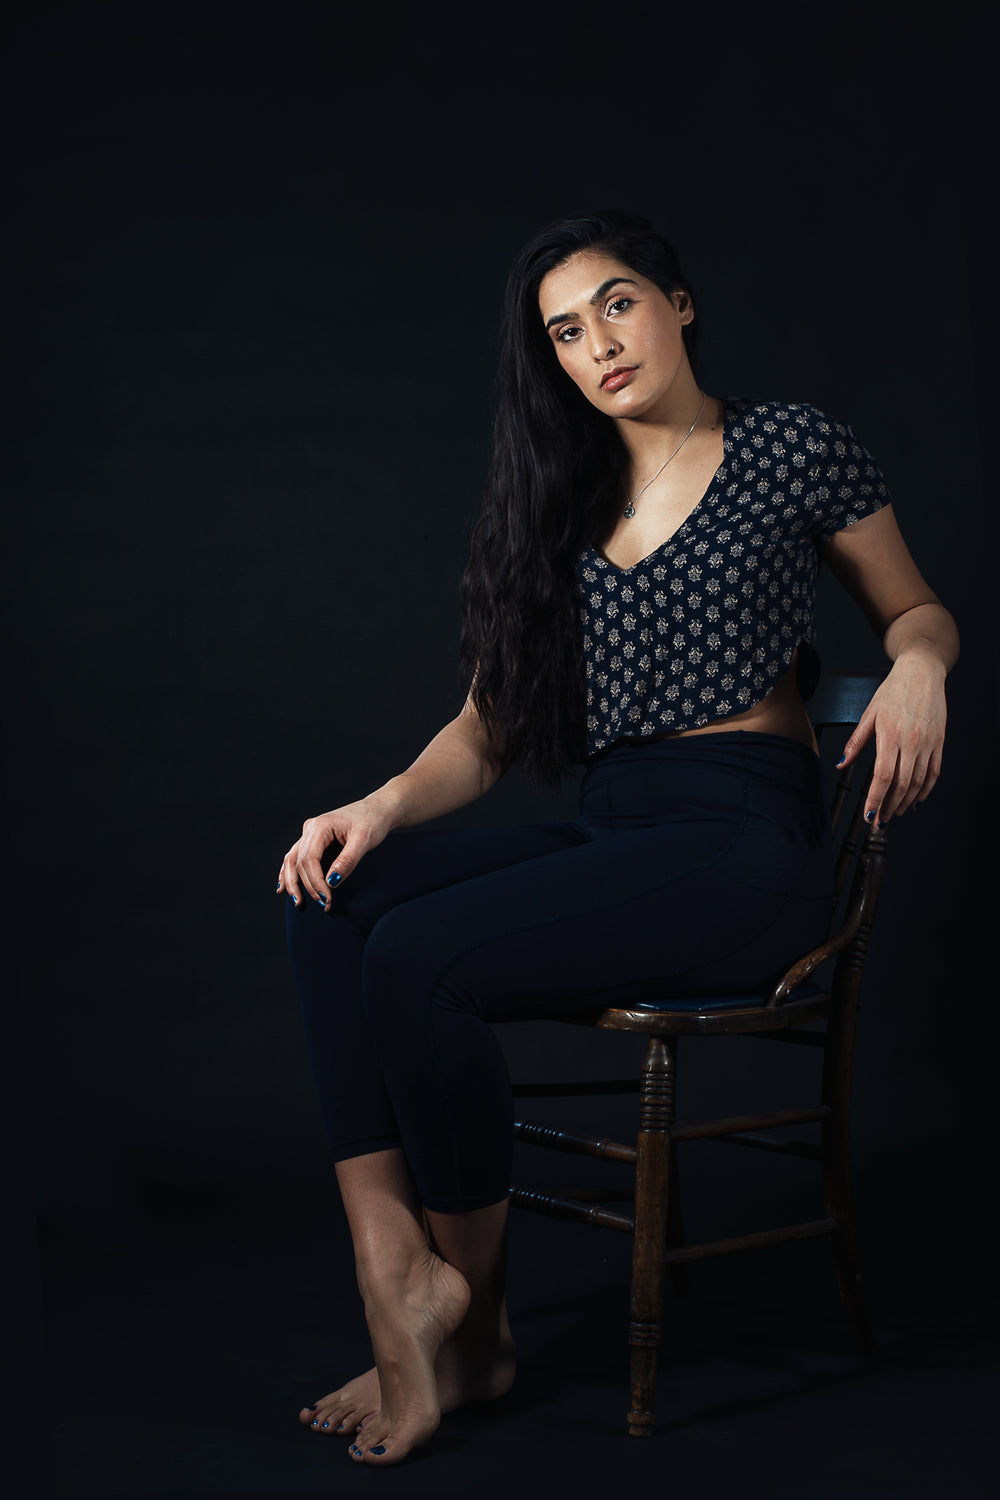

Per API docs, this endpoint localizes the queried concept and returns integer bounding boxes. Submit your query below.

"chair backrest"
[807,671,884,734]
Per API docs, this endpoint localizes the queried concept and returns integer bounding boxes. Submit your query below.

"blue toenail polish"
[311,1419,318,1426]
[371,1445,386,1455]
[322,1420,329,1428]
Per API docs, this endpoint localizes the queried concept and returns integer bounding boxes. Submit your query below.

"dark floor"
[21,1132,1000,1500]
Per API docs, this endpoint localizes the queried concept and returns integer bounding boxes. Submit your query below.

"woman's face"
[536,249,694,420]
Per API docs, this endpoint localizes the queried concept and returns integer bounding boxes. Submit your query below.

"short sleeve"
[800,405,892,543]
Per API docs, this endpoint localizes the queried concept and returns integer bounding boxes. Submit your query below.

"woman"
[278,210,957,1467]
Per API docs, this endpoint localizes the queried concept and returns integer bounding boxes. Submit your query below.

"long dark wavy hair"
[458,209,701,787]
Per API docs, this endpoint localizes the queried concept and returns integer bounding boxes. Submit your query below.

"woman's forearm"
[368,706,505,830]
[279,703,505,904]
[883,601,960,675]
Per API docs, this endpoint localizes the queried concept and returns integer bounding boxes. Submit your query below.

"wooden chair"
[509,672,887,1437]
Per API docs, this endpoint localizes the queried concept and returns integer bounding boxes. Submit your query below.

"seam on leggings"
[425,747,751,1203]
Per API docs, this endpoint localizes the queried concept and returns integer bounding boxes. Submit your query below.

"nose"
[592,328,617,362]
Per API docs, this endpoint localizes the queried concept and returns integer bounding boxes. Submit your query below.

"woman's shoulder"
[726,395,856,448]
[723,395,891,532]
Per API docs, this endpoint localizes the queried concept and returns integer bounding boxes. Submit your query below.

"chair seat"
[593,981,832,1035]
[624,980,825,1013]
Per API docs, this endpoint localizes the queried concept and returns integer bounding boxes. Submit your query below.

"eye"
[607,296,633,315]
[555,325,583,344]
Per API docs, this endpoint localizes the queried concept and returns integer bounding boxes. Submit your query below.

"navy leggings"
[285,731,835,1213]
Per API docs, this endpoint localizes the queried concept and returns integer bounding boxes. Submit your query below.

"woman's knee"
[361,898,454,1028]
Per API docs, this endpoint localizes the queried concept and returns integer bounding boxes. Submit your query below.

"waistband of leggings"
[582,730,820,772]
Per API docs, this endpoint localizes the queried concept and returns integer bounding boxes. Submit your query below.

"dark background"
[5,1,998,1495]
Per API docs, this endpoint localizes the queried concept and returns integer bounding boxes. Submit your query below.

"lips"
[600,366,637,392]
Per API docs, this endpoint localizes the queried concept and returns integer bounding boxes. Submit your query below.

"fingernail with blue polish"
[865,810,875,822]
[318,894,326,906]
[328,871,341,886]
[877,820,887,830]
[837,755,846,766]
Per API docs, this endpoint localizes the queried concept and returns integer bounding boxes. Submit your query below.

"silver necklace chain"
[621,391,709,519]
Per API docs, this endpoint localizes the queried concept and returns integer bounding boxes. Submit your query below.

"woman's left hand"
[836,647,948,826]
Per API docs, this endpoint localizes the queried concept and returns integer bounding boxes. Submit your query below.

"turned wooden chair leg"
[821,1001,875,1357]
[627,1035,677,1436]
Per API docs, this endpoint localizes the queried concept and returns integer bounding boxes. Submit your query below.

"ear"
[672,288,694,323]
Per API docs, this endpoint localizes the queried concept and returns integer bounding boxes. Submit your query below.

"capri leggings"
[284,730,835,1214]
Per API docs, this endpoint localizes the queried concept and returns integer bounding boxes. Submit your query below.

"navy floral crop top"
[576,396,892,761]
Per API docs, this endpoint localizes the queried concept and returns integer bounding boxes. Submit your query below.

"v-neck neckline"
[587,395,736,575]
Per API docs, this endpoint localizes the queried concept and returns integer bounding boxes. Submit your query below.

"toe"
[319,1401,349,1433]
[364,1441,393,1464]
[333,1401,366,1435]
[352,1415,391,1461]
[304,1395,349,1433]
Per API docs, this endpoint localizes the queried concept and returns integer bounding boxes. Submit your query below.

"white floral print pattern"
[577,397,891,758]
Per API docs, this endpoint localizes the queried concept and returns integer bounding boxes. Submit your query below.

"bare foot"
[335,1242,470,1464]
[346,1244,471,1466]
[301,1299,517,1439]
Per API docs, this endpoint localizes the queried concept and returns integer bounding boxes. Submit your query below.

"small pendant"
[623,502,635,519]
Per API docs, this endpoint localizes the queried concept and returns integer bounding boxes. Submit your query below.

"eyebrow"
[543,277,638,332]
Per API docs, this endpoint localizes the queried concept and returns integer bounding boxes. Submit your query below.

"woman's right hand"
[277,793,397,912]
